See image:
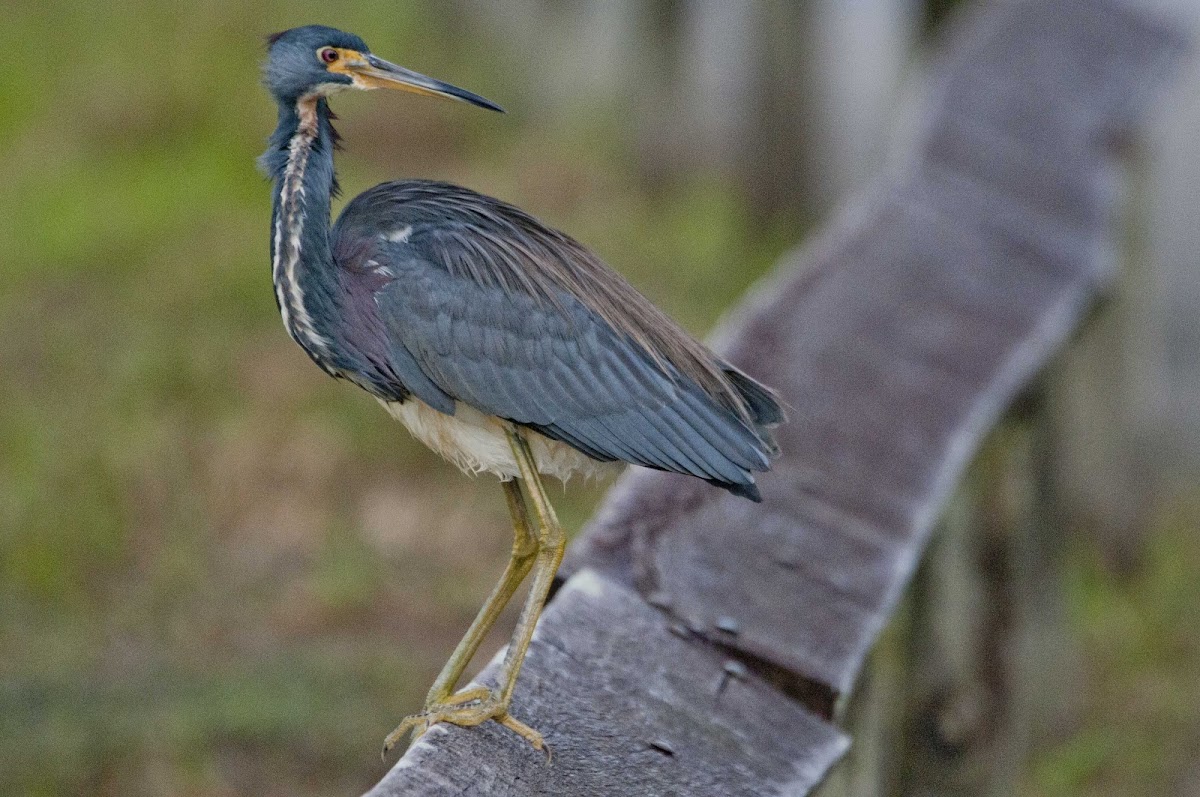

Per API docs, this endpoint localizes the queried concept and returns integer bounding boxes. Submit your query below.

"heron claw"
[381,687,546,760]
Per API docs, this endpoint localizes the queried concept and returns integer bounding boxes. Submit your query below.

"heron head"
[263,25,503,112]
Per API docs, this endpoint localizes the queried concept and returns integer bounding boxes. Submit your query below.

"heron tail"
[723,367,785,454]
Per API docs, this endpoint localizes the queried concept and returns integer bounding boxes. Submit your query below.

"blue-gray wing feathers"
[332,180,782,500]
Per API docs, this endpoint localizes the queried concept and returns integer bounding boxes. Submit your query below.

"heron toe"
[382,687,545,757]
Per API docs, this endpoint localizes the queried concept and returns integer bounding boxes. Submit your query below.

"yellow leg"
[422,480,538,704]
[382,432,562,757]
[493,432,565,710]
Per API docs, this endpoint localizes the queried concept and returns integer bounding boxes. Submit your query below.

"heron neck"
[262,97,341,367]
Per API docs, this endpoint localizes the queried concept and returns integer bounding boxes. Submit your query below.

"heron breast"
[378,398,618,483]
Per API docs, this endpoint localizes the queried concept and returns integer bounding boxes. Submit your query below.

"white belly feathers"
[379,398,619,483]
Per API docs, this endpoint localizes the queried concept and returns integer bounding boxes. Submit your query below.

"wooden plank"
[367,571,849,797]
[930,3,1178,151]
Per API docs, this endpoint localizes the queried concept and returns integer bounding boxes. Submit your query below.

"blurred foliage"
[1026,493,1200,795]
[1,2,1197,796]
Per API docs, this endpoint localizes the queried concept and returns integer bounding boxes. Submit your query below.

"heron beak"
[331,49,504,112]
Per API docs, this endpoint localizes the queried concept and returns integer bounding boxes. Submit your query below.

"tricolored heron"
[259,26,783,756]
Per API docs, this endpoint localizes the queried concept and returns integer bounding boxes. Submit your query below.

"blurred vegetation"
[1026,494,1200,795]
[0,2,1196,796]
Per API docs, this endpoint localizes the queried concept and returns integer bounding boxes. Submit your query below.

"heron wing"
[371,246,770,491]
[332,180,780,496]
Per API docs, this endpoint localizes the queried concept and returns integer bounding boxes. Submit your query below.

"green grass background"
[0,2,1195,795]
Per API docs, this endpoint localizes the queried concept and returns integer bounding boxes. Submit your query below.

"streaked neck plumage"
[260,96,342,373]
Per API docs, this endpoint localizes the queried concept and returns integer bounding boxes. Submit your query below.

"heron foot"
[381,686,546,759]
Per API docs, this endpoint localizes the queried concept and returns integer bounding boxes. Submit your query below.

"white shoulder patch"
[383,225,413,244]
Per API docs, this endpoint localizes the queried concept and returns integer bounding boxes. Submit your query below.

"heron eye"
[319,47,339,64]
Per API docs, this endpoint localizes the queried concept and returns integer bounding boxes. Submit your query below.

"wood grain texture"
[367,571,849,797]
[371,1,1184,794]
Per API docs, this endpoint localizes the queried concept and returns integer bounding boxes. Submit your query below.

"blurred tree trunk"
[458,0,645,113]
[462,0,920,228]
[1136,3,1200,478]
[1047,2,1200,568]
[643,0,920,228]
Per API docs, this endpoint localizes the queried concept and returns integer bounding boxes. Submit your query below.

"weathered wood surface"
[369,1,1184,794]
[370,573,848,796]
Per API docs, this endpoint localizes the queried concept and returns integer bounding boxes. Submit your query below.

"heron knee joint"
[512,537,539,560]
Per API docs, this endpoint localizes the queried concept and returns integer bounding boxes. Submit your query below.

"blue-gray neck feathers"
[260,98,342,372]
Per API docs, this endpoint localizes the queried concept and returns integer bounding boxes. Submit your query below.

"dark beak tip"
[460,92,505,114]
